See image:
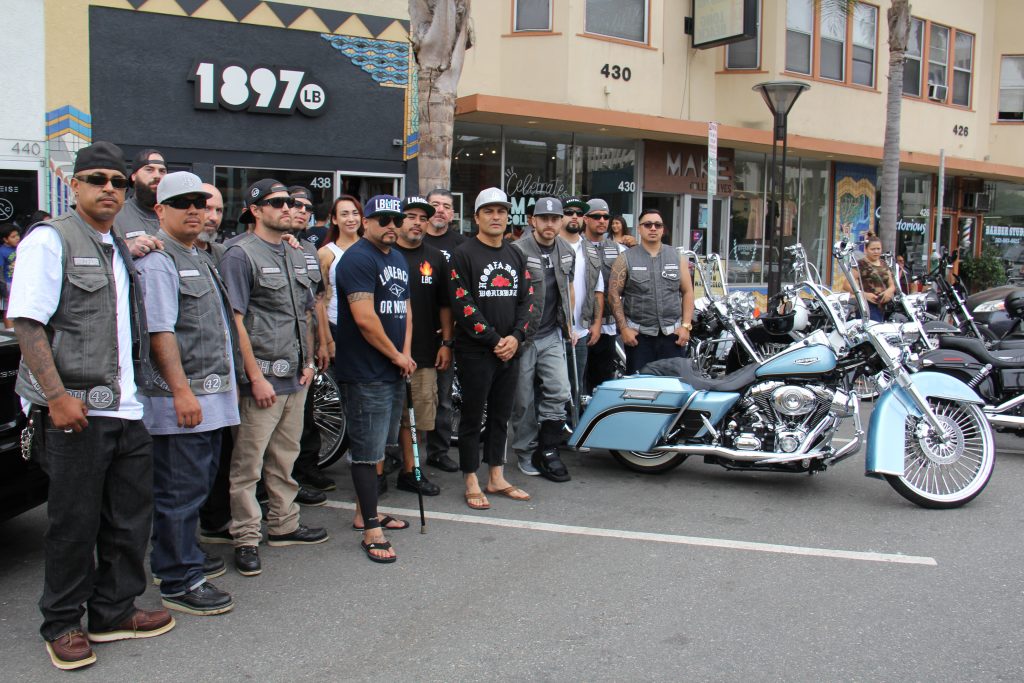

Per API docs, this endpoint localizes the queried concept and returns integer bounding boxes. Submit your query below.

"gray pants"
[510,332,571,458]
[427,365,454,460]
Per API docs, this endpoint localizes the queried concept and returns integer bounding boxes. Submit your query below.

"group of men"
[13,140,694,671]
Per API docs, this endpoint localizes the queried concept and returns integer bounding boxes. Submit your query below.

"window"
[927,24,949,100]
[785,0,877,88]
[726,0,760,69]
[903,18,924,96]
[514,0,551,32]
[999,56,1024,121]
[952,32,974,107]
[786,0,813,74]
[585,0,647,44]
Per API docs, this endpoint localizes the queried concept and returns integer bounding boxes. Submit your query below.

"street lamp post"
[753,81,810,297]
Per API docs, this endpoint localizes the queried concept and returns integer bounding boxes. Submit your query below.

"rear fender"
[570,376,695,451]
[866,371,984,478]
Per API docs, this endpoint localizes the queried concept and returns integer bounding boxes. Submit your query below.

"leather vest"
[622,244,683,335]
[513,234,574,340]
[143,231,239,396]
[230,234,310,378]
[113,195,160,240]
[569,237,603,328]
[594,238,622,325]
[16,212,150,409]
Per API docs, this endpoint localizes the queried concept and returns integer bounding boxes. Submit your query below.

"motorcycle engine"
[724,381,836,452]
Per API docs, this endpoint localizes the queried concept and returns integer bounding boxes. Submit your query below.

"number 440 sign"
[189,61,327,117]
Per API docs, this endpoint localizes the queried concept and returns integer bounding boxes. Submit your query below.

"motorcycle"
[569,240,996,509]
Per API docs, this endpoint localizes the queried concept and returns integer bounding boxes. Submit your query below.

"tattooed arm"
[14,319,89,431]
[608,254,638,346]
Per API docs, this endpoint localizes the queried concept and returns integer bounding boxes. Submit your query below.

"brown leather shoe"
[46,629,96,670]
[87,608,176,643]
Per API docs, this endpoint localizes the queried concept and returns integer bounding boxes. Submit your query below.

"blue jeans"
[151,429,221,597]
[37,416,153,640]
[340,380,404,464]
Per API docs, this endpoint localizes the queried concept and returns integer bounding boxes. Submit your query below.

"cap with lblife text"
[533,197,563,216]
[474,187,512,212]
[402,196,436,218]
[157,172,212,204]
[365,195,404,218]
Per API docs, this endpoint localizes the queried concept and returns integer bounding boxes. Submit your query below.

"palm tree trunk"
[880,1,911,258]
[409,0,473,195]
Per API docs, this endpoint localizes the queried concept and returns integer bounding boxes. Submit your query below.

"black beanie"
[73,141,127,176]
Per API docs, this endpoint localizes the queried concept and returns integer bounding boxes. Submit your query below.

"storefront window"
[727,151,767,284]
[450,123,502,233]
[215,166,336,239]
[983,181,1024,270]
[896,171,932,279]
[796,159,830,279]
[504,127,572,229]
[572,134,636,225]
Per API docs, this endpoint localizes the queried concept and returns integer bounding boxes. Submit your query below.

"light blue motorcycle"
[569,241,995,508]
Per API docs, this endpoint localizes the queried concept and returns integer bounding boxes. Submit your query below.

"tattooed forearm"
[347,292,373,303]
[13,319,66,401]
[609,257,629,331]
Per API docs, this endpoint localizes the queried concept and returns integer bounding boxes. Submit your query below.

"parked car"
[966,285,1024,338]
[0,329,44,521]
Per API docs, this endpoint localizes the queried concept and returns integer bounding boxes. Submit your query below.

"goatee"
[134,183,158,210]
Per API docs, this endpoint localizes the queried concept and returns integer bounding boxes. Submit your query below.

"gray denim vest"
[570,238,603,328]
[594,238,622,325]
[143,231,240,396]
[513,234,574,340]
[231,234,310,378]
[113,195,160,240]
[622,244,683,336]
[16,211,150,410]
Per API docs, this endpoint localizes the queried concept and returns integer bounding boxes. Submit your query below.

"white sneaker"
[517,456,540,476]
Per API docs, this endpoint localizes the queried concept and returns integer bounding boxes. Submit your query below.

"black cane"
[405,379,426,533]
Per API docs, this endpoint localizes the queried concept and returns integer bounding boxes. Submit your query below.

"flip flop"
[465,491,490,510]
[352,515,409,531]
[484,485,531,501]
[360,540,396,564]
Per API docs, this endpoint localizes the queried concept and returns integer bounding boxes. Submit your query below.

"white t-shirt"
[594,240,626,336]
[324,242,346,325]
[566,236,604,338]
[7,224,144,419]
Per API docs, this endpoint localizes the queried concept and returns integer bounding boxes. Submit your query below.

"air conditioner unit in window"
[962,192,992,212]
[928,83,947,101]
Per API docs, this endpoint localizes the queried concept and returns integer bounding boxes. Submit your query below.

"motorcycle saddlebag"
[570,376,691,452]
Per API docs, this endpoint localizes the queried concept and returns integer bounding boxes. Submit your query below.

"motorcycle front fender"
[866,371,984,478]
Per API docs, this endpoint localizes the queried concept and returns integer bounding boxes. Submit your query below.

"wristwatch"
[303,361,316,370]
[681,322,692,331]
[441,339,455,348]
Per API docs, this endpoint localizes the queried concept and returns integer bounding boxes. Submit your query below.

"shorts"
[339,380,403,464]
[400,368,438,431]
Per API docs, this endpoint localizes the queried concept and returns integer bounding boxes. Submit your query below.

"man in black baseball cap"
[289,185,327,248]
[114,148,166,242]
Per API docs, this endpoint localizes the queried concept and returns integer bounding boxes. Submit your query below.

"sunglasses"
[563,210,585,217]
[257,197,297,209]
[589,213,610,220]
[162,196,208,210]
[640,221,665,229]
[375,214,404,228]
[293,201,314,211]
[75,173,129,189]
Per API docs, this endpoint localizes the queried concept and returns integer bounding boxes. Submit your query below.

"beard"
[565,223,582,234]
[134,182,158,210]
[198,229,218,244]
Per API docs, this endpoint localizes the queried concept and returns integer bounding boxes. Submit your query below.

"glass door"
[640,193,681,246]
[683,196,726,257]
[336,172,405,207]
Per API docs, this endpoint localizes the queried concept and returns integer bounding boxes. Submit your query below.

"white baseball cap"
[157,171,211,204]
[474,187,512,212]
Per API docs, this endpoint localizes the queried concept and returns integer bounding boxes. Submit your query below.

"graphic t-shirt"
[448,238,532,353]
[0,244,15,285]
[424,229,465,263]
[395,242,449,368]
[334,239,409,383]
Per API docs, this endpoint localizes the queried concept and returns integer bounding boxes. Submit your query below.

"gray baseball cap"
[533,197,563,216]
[474,187,512,212]
[586,198,610,215]
[157,171,211,204]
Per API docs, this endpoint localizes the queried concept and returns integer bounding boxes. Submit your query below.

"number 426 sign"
[189,61,327,117]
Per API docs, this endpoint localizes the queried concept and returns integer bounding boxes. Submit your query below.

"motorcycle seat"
[938,335,1024,369]
[642,357,759,392]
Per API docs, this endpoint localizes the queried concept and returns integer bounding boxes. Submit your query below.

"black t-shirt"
[299,226,328,249]
[395,242,449,367]
[448,238,532,353]
[536,242,559,338]
[424,229,465,263]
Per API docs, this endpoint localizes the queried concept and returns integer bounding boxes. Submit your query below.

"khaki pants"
[229,384,308,546]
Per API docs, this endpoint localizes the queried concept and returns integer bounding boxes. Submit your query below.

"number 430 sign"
[189,61,327,117]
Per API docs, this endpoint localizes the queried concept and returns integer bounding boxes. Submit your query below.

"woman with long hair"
[847,232,895,322]
[609,214,635,248]
[318,195,363,359]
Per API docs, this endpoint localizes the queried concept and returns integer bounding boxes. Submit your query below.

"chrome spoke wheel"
[313,372,346,468]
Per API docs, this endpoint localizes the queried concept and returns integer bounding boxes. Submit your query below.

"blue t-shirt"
[334,239,409,383]
[0,245,16,285]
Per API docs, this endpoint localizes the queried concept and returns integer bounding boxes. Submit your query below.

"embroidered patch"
[72,257,101,267]
[261,267,281,274]
[179,269,201,277]
[125,230,146,239]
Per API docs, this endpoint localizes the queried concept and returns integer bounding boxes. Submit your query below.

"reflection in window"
[952,32,973,107]
[572,134,636,220]
[215,166,337,239]
[504,127,572,228]
[999,56,1024,121]
[903,18,924,96]
[585,0,647,43]
[851,3,876,87]
[514,0,551,32]
[928,24,949,99]
[786,0,813,75]
[726,0,760,70]
[818,0,847,81]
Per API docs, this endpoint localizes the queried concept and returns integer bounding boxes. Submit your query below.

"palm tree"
[879,1,912,259]
[409,0,473,195]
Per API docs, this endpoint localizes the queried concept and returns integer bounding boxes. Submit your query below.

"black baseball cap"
[73,141,127,176]
[129,149,165,185]
[238,178,289,224]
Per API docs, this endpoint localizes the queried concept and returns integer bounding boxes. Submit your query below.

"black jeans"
[37,416,153,640]
[199,428,233,533]
[427,365,455,460]
[293,379,321,479]
[625,332,686,374]
[585,333,617,394]
[455,350,519,474]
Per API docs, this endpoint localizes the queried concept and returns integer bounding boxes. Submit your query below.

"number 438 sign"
[189,61,327,117]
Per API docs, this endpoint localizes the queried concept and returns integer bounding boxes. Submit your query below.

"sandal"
[484,485,531,501]
[465,491,490,510]
[352,515,409,531]
[360,539,396,564]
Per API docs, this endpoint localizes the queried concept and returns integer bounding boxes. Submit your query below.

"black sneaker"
[377,474,388,496]
[532,449,572,483]
[199,528,233,545]
[267,525,329,547]
[203,553,226,580]
[296,469,336,492]
[296,486,327,506]
[161,582,234,616]
[234,545,261,576]
[426,453,460,472]
[396,470,440,496]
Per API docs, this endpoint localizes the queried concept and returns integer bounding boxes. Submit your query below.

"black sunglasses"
[589,213,610,220]
[563,210,585,217]
[375,214,404,228]
[75,173,129,189]
[162,196,208,210]
[258,197,297,209]
[293,201,314,211]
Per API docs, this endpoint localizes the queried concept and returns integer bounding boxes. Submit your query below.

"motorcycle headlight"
[974,300,1005,313]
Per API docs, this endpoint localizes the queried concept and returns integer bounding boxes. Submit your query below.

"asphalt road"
[3,408,1024,681]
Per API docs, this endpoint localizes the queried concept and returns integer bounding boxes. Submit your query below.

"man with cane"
[510,197,574,482]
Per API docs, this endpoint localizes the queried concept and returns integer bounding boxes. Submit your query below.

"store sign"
[984,224,1024,245]
[643,141,733,196]
[896,218,928,234]
[504,167,568,227]
[692,0,758,49]
[188,61,327,117]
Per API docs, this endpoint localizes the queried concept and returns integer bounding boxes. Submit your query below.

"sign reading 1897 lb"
[188,61,327,117]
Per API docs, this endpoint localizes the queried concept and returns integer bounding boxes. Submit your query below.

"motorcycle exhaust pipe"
[986,393,1024,415]
[986,413,1024,429]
